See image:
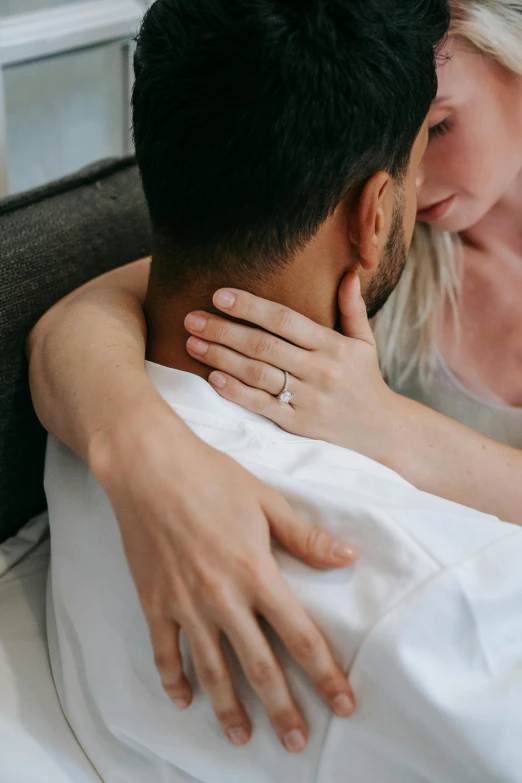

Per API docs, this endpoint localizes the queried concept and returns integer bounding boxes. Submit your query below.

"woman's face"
[417,36,522,233]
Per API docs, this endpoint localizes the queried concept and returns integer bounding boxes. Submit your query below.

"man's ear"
[348,172,391,271]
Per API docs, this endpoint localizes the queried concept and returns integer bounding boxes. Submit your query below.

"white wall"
[0,0,78,15]
[5,41,127,193]
[0,0,150,195]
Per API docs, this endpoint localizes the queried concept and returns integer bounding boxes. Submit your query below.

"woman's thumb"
[338,271,375,345]
[267,495,358,570]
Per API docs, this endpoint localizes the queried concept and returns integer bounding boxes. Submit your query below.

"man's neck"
[144,211,355,374]
[146,257,346,377]
[145,287,229,379]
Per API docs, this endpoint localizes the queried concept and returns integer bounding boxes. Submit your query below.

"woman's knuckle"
[241,294,255,318]
[248,659,276,688]
[274,307,293,332]
[323,363,342,389]
[317,672,344,697]
[305,526,327,553]
[210,595,237,627]
[289,630,318,660]
[141,590,163,618]
[199,664,225,690]
[233,549,265,588]
[155,653,179,676]
[252,334,273,358]
[246,363,265,387]
[197,577,229,612]
[213,321,229,343]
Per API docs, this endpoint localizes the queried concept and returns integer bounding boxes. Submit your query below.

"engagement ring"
[277,371,293,404]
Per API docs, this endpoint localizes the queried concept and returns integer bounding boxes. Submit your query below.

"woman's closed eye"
[428,117,453,140]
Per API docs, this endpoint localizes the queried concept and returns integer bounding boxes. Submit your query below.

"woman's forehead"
[435,38,487,100]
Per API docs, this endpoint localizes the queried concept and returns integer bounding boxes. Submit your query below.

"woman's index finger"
[213,289,326,350]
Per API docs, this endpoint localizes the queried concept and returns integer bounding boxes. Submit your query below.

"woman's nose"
[416,169,425,191]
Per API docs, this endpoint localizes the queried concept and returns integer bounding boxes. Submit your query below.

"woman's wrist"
[369,392,433,476]
[333,385,409,471]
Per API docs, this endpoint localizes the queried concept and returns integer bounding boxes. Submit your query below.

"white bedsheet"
[0,515,101,783]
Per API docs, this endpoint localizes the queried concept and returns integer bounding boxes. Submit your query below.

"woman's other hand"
[90,396,357,753]
[185,272,402,464]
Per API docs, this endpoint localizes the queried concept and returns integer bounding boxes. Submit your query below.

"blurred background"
[0,0,151,196]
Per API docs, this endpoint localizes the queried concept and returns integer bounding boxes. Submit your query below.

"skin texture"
[27,33,522,755]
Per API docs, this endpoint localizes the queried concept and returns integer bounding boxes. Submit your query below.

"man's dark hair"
[133,0,449,289]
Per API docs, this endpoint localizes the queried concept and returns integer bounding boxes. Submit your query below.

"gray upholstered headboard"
[0,157,152,543]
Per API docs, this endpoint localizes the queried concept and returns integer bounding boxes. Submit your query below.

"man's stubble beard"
[365,194,408,320]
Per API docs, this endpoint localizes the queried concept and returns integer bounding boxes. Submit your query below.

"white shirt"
[45,362,522,783]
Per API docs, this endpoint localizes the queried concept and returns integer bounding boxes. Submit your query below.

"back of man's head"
[133,0,449,292]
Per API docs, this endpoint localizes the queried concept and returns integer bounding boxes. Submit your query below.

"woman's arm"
[183,273,522,526]
[28,258,152,460]
[379,392,522,523]
[27,260,357,752]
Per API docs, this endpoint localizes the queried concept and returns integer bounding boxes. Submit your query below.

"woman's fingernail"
[331,693,355,718]
[214,290,236,309]
[331,542,358,561]
[283,729,307,754]
[226,726,250,746]
[209,372,227,389]
[185,313,207,332]
[354,274,361,298]
[187,337,209,356]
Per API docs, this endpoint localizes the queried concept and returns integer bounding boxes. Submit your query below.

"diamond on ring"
[277,371,293,404]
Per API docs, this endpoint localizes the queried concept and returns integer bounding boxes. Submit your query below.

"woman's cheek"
[423,146,490,232]
[455,142,516,223]
[438,126,476,192]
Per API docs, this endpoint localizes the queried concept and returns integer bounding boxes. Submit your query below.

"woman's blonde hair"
[373,0,522,388]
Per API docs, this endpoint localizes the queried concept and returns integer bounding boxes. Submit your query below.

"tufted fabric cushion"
[0,157,151,542]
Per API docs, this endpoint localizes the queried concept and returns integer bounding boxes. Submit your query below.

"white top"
[395,351,522,449]
[45,362,522,783]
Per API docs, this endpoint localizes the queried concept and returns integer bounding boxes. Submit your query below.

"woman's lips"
[417,195,455,223]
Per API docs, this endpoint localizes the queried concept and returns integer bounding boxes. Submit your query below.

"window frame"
[0,0,147,196]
